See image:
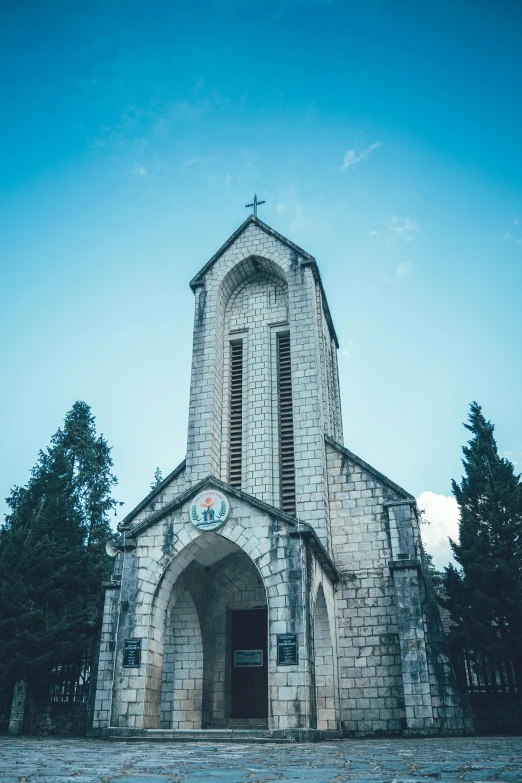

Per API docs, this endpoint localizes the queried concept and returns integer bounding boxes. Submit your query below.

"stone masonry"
[91,215,471,740]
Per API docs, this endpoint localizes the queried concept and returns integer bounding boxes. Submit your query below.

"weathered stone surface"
[1,736,522,783]
[85,216,469,739]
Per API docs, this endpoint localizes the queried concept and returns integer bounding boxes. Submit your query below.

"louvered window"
[277,332,296,514]
[229,340,243,489]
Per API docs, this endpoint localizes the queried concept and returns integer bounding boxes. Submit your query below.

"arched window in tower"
[229,340,243,489]
[277,332,296,514]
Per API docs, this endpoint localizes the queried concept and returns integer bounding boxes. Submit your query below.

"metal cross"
[245,194,265,217]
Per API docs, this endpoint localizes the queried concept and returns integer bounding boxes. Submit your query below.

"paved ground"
[0,737,521,783]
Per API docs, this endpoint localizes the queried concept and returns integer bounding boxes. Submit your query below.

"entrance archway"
[149,534,268,729]
[313,584,336,731]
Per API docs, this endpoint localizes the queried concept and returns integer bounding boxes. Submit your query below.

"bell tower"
[185,215,342,545]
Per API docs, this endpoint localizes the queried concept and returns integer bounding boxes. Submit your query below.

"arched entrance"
[150,535,268,729]
[313,584,337,731]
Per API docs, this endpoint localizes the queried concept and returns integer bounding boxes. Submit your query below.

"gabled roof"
[118,474,339,581]
[189,214,314,290]
[189,215,339,347]
[325,435,415,501]
[118,459,186,527]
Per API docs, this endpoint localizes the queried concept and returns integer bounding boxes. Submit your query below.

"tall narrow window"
[229,340,243,489]
[277,333,296,514]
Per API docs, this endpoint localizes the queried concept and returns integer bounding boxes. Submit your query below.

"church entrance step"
[208,718,268,729]
[105,728,295,743]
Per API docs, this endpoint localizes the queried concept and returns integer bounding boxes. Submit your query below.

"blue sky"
[1,0,521,567]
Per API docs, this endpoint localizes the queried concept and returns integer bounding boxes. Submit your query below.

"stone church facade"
[92,215,469,739]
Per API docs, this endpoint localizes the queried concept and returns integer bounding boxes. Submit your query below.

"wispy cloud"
[131,164,148,178]
[276,186,305,232]
[339,340,354,360]
[388,215,419,243]
[383,260,414,284]
[369,230,378,236]
[341,141,381,171]
[395,261,412,278]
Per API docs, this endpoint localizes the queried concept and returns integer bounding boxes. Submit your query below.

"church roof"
[189,214,339,347]
[325,436,415,502]
[189,214,313,289]
[117,474,339,581]
[118,458,186,527]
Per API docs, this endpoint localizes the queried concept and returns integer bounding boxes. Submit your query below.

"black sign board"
[277,634,298,665]
[122,638,142,668]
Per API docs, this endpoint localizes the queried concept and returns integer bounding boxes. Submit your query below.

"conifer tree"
[443,402,522,689]
[0,402,119,729]
[150,467,163,491]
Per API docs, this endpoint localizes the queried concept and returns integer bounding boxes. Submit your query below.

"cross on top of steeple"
[245,194,265,217]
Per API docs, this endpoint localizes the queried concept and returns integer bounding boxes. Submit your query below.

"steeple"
[185,217,342,545]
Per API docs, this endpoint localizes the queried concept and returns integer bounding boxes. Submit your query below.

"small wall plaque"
[277,634,298,665]
[122,638,142,668]
[234,649,263,667]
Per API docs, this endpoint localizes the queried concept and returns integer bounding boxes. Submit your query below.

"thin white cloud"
[131,164,147,178]
[388,215,419,242]
[369,230,378,236]
[276,186,305,232]
[503,232,512,240]
[395,261,412,279]
[417,491,459,570]
[339,341,354,359]
[341,142,381,171]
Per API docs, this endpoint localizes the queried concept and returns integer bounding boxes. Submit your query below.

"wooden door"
[231,607,268,719]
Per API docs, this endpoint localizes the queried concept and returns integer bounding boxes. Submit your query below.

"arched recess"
[144,531,270,729]
[220,265,289,495]
[160,584,204,730]
[313,584,337,731]
[210,256,289,485]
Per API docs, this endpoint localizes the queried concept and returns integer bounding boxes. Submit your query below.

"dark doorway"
[231,607,268,719]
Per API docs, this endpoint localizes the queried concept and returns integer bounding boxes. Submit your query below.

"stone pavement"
[0,736,521,783]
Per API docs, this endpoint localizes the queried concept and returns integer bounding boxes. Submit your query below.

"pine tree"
[442,402,522,689]
[150,467,163,491]
[0,402,120,730]
[52,402,120,616]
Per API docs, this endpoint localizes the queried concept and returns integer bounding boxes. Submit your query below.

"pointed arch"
[143,531,272,729]
[313,584,337,731]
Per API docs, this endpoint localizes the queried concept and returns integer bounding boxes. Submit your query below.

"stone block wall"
[160,560,205,730]
[313,586,337,730]
[326,438,469,736]
[327,440,418,734]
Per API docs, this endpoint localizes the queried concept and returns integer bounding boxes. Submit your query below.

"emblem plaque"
[189,489,230,531]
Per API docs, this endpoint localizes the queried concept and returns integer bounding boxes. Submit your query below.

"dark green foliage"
[150,467,163,491]
[423,551,444,591]
[0,402,120,706]
[442,402,522,685]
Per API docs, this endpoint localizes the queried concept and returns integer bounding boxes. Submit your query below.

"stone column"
[8,678,28,735]
[386,501,435,734]
[91,581,121,731]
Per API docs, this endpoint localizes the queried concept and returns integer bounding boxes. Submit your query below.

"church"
[91,213,470,739]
